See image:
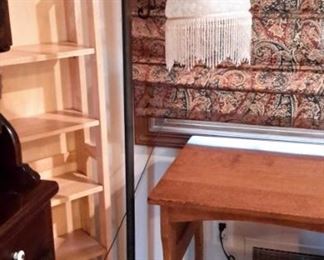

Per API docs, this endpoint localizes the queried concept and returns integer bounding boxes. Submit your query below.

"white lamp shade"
[165,0,252,70]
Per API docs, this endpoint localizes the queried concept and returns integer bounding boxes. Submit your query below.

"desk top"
[149,140,324,230]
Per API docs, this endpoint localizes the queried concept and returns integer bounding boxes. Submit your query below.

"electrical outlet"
[219,223,227,232]
[212,222,227,244]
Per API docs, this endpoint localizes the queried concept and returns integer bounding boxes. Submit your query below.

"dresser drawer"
[0,203,55,260]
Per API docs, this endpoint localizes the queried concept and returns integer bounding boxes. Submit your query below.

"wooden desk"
[148,139,324,260]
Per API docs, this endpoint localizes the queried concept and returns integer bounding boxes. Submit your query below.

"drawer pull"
[12,250,25,260]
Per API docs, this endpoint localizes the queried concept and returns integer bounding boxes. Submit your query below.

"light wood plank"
[55,229,106,260]
[88,1,113,250]
[10,110,99,143]
[0,43,94,67]
[49,172,103,207]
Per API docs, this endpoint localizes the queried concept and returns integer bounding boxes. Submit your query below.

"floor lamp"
[122,1,135,260]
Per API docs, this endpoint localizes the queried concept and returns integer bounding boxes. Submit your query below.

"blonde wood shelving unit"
[0,1,112,259]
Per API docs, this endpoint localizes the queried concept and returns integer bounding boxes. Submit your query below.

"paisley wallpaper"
[133,0,324,130]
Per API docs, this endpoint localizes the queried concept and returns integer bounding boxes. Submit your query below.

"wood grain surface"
[149,144,324,231]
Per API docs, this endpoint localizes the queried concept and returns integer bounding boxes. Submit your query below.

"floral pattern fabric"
[133,0,324,130]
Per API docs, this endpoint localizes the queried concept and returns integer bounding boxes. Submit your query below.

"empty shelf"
[50,172,103,207]
[55,229,106,260]
[0,43,94,66]
[10,111,99,143]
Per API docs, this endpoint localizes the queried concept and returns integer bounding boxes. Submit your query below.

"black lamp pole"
[122,0,135,260]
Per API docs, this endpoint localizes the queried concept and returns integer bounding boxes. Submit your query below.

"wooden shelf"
[49,172,103,207]
[55,229,106,260]
[10,111,99,143]
[3,2,112,257]
[0,43,94,66]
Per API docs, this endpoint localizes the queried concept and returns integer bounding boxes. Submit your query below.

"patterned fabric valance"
[132,0,324,130]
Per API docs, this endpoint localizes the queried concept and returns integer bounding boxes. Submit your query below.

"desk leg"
[195,221,203,260]
[160,207,180,260]
[160,207,204,260]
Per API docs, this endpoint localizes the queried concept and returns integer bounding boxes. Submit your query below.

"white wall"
[134,146,177,260]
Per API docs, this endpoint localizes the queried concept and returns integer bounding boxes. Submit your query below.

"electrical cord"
[104,213,127,259]
[219,223,236,260]
[103,121,165,259]
[103,147,155,260]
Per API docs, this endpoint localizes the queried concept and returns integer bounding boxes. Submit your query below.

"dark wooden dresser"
[0,114,58,260]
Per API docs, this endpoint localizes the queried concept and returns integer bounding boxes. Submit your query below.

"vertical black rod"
[122,0,135,260]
